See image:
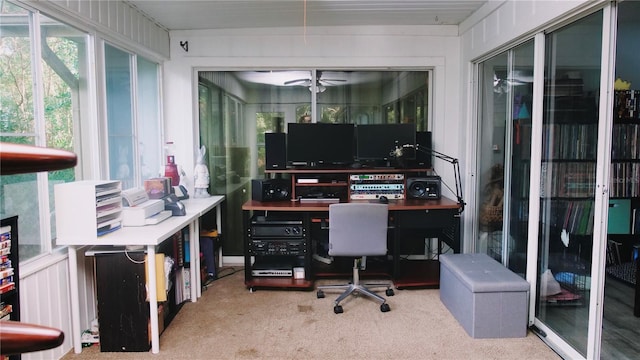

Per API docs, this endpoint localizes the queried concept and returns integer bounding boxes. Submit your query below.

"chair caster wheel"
[386,288,395,296]
[380,303,390,312]
[317,290,325,298]
[334,305,344,314]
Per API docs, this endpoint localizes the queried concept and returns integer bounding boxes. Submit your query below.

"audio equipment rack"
[265,167,433,202]
[245,165,463,291]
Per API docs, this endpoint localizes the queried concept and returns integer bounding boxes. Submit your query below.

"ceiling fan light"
[308,84,326,93]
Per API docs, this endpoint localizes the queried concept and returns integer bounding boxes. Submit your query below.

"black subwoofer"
[406,176,441,199]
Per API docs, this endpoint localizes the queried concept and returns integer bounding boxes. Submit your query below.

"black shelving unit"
[1,215,20,360]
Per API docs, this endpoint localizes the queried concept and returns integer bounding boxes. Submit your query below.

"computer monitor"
[356,123,416,161]
[287,123,355,166]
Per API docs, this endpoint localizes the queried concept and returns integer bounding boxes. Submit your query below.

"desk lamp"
[391,142,465,213]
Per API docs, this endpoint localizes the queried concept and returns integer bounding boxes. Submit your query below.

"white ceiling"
[125,0,488,31]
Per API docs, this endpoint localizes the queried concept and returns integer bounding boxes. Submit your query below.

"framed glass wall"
[0,3,88,261]
[535,11,603,357]
[136,57,162,181]
[256,113,284,175]
[105,44,134,189]
[475,41,534,276]
[474,4,640,357]
[600,1,640,358]
[105,44,161,190]
[197,70,429,256]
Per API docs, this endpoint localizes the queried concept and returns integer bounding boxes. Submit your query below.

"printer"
[121,188,172,226]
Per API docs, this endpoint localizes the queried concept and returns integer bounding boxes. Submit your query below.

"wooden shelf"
[393,259,440,289]
[245,277,314,290]
[267,167,430,174]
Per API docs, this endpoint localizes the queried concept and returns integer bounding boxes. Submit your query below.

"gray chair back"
[328,203,389,257]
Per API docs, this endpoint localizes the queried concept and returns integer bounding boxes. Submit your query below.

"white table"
[63,196,225,354]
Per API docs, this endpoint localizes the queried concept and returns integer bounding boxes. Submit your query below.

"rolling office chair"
[316,203,395,313]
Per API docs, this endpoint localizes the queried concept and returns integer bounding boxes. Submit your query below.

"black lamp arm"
[409,143,465,213]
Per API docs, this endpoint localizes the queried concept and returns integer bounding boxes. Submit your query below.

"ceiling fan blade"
[284,78,310,86]
[319,79,346,86]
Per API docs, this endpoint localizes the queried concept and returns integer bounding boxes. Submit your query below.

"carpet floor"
[62,267,560,360]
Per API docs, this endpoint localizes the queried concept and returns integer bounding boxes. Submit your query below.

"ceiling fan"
[284,71,347,87]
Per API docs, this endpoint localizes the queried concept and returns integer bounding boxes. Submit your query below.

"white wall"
[164,25,463,199]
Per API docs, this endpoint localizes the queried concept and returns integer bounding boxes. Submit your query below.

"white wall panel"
[32,0,169,58]
[19,252,96,359]
[20,258,72,360]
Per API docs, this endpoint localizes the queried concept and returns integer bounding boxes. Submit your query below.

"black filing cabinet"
[95,252,151,352]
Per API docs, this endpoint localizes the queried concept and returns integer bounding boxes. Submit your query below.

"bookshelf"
[538,75,598,305]
[608,90,640,263]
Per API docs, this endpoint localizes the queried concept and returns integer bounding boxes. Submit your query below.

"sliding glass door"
[476,41,534,276]
[535,11,603,358]
[475,4,640,358]
[600,1,640,359]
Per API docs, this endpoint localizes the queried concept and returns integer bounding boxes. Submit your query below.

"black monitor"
[287,123,355,166]
[356,123,416,161]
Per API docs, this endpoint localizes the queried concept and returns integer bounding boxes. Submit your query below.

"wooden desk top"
[242,197,461,212]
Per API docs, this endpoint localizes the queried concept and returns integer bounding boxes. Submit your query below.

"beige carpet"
[63,267,560,360]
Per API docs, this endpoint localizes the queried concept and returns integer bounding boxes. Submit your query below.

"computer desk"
[242,196,461,290]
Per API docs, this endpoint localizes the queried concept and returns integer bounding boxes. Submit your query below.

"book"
[608,199,631,234]
[0,267,14,280]
[0,282,15,294]
[0,303,12,318]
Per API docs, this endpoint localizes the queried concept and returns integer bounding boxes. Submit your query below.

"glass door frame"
[526,5,616,360]
[472,3,618,359]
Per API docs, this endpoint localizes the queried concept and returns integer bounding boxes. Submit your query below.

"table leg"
[216,204,223,267]
[192,218,200,301]
[147,246,159,354]
[68,246,82,353]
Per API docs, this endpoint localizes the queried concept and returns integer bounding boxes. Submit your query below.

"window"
[197,70,430,258]
[105,43,161,189]
[536,12,603,356]
[0,3,89,261]
[475,41,534,274]
[256,113,284,175]
[136,57,162,181]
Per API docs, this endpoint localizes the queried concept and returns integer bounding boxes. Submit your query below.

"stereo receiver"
[250,239,305,256]
[349,173,405,200]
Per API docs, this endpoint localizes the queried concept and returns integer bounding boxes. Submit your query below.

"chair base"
[316,259,394,313]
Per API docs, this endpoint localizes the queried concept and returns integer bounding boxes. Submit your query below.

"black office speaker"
[414,131,433,168]
[251,179,291,201]
[265,132,287,169]
[406,176,441,199]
